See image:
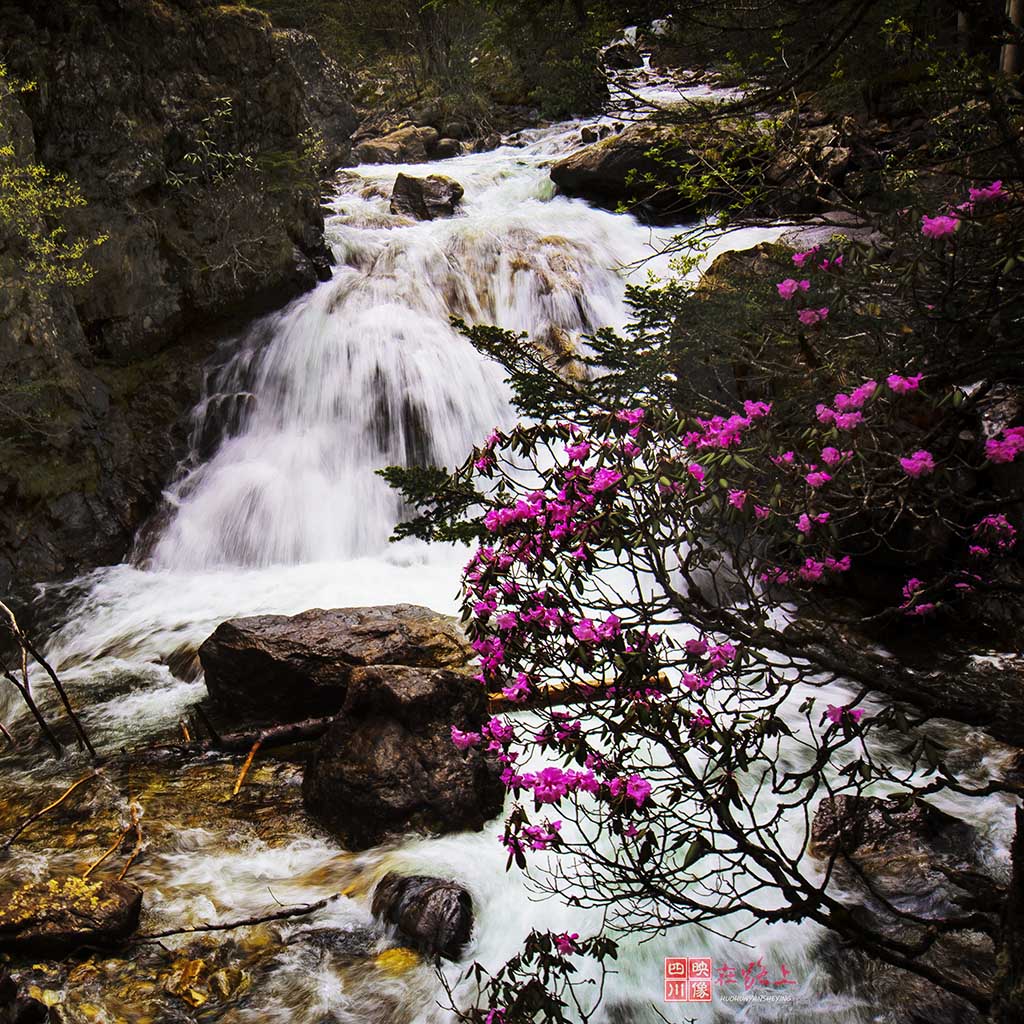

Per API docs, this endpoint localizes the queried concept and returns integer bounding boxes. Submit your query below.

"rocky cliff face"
[0,0,355,597]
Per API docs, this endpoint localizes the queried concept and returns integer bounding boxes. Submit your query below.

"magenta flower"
[806,470,832,488]
[625,774,653,808]
[451,726,481,750]
[826,704,865,725]
[792,246,820,268]
[968,180,1005,202]
[728,489,748,510]
[743,399,773,418]
[921,214,958,238]
[821,446,846,466]
[564,441,591,461]
[591,468,623,492]
[777,278,810,300]
[834,412,864,430]
[887,372,923,394]
[985,426,1024,464]
[554,932,579,956]
[772,450,797,465]
[687,462,706,483]
[685,638,709,656]
[797,307,829,326]
[754,504,771,520]
[615,407,646,425]
[502,673,531,703]
[899,450,935,477]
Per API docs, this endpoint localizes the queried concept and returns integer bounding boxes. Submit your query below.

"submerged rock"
[302,665,504,850]
[811,795,997,1023]
[390,173,464,220]
[199,604,473,721]
[602,40,644,69]
[371,874,473,961]
[0,974,48,1024]
[432,138,463,159]
[0,877,143,956]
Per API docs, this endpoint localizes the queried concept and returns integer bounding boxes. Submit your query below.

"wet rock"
[302,665,504,850]
[296,926,380,958]
[432,138,463,159]
[199,604,473,721]
[0,877,143,956]
[580,126,599,144]
[811,795,997,1023]
[472,133,502,153]
[371,874,473,961]
[354,125,440,164]
[389,173,464,220]
[0,973,48,1024]
[602,41,644,70]
[442,122,469,141]
[0,1,355,595]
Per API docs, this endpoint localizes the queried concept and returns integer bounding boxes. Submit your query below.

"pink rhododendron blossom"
[485,1009,505,1024]
[708,643,737,668]
[685,638,709,656]
[921,214,959,238]
[819,255,844,270]
[687,462,706,483]
[451,727,481,750]
[728,489,748,510]
[754,504,771,520]
[615,407,645,425]
[887,373,923,394]
[564,441,591,461]
[792,246,820,268]
[618,774,652,807]
[772,451,797,466]
[806,470,832,488]
[899,450,935,477]
[834,411,864,430]
[985,426,1024,463]
[908,602,937,617]
[826,704,865,725]
[797,512,830,534]
[968,180,1005,202]
[902,578,924,604]
[798,558,825,582]
[554,932,579,956]
[502,674,531,703]
[591,468,623,492]
[797,307,829,326]
[743,400,773,418]
[777,278,810,300]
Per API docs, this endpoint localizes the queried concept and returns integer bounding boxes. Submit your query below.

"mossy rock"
[0,876,142,957]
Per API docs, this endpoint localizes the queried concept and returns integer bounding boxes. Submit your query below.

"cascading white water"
[17,78,998,1024]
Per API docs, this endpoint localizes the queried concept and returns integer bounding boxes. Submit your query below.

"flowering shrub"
[385,175,1023,1021]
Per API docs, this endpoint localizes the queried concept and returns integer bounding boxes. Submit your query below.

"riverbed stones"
[199,604,473,721]
[371,874,473,961]
[0,877,143,956]
[390,173,464,220]
[811,795,997,1023]
[302,664,504,850]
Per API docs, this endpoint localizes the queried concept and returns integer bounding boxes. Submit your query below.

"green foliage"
[165,97,258,193]
[0,64,106,290]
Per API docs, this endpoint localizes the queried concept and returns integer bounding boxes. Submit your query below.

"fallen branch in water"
[213,715,334,753]
[231,739,262,797]
[136,892,342,940]
[2,771,100,851]
[0,599,95,758]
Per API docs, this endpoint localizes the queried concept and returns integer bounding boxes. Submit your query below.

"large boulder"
[0,877,142,956]
[302,664,504,850]
[811,795,997,1023]
[354,125,440,164]
[371,874,473,961]
[602,40,644,70]
[199,604,473,721]
[390,173,464,220]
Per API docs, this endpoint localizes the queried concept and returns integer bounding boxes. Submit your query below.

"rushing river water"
[1,71,1015,1024]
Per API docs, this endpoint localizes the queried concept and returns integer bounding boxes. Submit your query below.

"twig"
[2,771,99,850]
[231,740,262,797]
[83,826,131,879]
[179,719,192,744]
[136,893,341,940]
[117,802,144,881]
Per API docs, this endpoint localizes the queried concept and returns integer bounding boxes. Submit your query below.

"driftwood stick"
[2,663,62,756]
[2,771,99,850]
[83,826,131,879]
[215,715,333,753]
[117,802,144,881]
[0,720,13,746]
[0,600,94,758]
[179,719,192,744]
[231,740,262,797]
[136,893,340,940]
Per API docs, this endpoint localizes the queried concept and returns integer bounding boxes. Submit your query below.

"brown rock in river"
[0,877,142,956]
[198,604,473,721]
